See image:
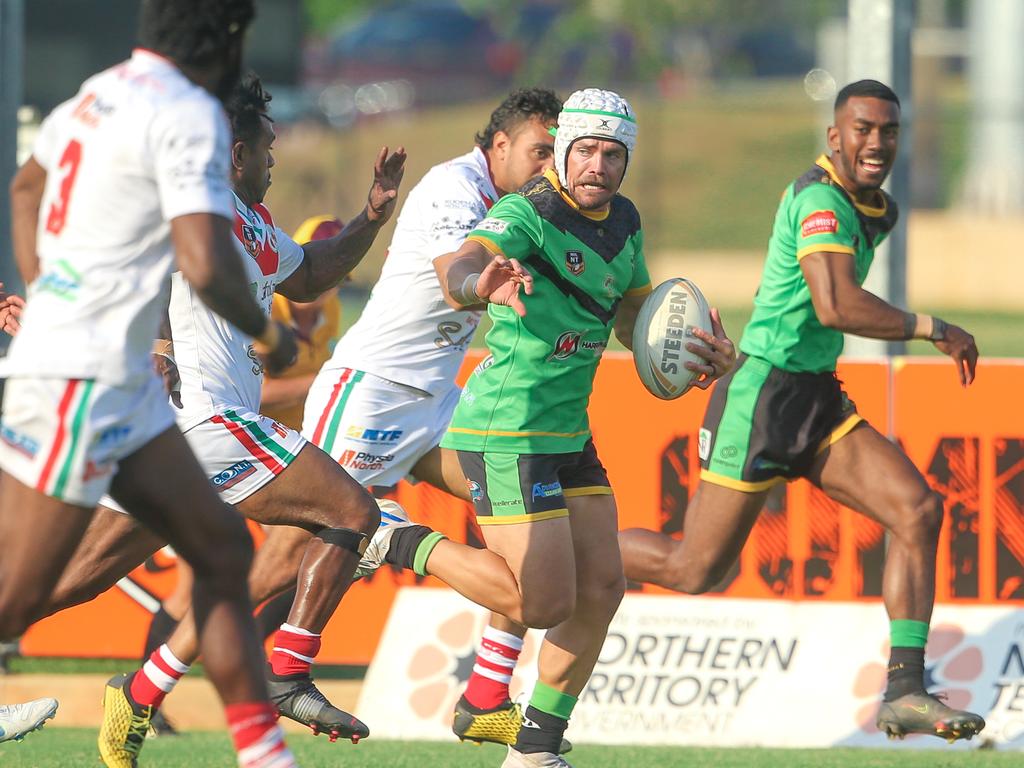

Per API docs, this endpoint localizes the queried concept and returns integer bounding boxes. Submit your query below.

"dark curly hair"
[138,0,255,67]
[475,87,562,150]
[224,72,272,143]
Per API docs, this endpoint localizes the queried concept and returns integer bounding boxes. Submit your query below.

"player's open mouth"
[859,157,887,175]
[580,182,605,190]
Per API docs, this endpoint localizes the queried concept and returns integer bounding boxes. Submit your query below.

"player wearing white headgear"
[433,88,734,767]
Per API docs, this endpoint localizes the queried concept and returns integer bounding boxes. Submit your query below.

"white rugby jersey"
[171,192,305,430]
[1,49,235,384]
[326,147,497,395]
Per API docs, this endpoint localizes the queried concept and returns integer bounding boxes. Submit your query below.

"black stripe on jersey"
[518,176,641,264]
[525,254,619,326]
[791,164,898,246]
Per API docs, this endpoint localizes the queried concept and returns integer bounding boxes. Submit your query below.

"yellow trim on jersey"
[816,412,864,455]
[796,243,856,261]
[542,169,610,221]
[563,485,613,498]
[478,508,570,525]
[467,234,503,255]
[447,426,591,439]
[815,155,888,217]
[625,283,653,297]
[700,469,785,493]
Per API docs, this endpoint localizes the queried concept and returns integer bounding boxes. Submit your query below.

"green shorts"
[456,439,611,525]
[699,354,862,492]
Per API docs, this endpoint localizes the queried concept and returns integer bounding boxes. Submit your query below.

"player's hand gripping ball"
[632,278,714,399]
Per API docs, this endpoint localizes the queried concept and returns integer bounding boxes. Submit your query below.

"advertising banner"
[359,588,1024,750]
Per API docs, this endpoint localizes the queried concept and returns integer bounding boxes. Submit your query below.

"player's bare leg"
[807,423,985,741]
[0,478,97,641]
[157,443,377,743]
[412,444,563,749]
[97,426,291,767]
[498,493,624,767]
[618,482,770,592]
[43,507,163,617]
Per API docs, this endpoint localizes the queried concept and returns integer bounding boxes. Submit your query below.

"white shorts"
[0,374,175,507]
[302,367,459,488]
[101,407,307,513]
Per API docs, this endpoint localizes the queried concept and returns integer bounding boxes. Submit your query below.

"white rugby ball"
[632,277,712,399]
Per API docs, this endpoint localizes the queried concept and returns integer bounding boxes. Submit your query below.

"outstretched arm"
[277,146,406,301]
[801,250,978,385]
[433,239,533,317]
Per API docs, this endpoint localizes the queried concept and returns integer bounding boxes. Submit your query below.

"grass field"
[2,730,1020,768]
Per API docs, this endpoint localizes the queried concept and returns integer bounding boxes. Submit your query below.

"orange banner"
[21,355,1024,664]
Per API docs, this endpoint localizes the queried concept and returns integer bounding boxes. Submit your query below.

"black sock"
[513,705,567,755]
[884,646,926,701]
[255,588,297,642]
[383,525,434,571]
[142,606,179,660]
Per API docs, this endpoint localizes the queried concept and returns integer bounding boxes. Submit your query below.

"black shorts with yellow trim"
[456,439,611,525]
[698,354,862,492]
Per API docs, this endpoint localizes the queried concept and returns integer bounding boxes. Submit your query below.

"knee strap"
[315,527,370,556]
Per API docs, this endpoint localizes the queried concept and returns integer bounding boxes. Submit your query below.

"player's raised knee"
[903,489,944,540]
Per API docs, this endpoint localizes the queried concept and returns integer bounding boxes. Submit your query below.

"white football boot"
[0,698,58,743]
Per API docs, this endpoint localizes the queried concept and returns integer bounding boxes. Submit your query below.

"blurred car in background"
[304,0,562,119]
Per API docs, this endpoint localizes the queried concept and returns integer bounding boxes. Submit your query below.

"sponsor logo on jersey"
[531,481,563,501]
[475,218,509,235]
[345,426,404,444]
[434,319,477,350]
[549,331,581,360]
[548,331,606,361]
[565,250,585,276]
[35,260,81,301]
[97,424,132,447]
[339,450,394,471]
[800,209,839,237]
[212,460,257,491]
[0,425,39,459]
[467,480,484,502]
[268,420,289,439]
[473,355,494,375]
[698,428,711,462]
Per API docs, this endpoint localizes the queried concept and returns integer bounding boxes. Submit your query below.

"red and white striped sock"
[269,623,321,678]
[463,626,524,709]
[227,702,296,768]
[129,644,190,708]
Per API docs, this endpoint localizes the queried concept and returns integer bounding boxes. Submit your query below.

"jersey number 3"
[45,139,83,235]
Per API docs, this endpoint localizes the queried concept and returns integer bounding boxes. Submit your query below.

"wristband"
[451,272,481,305]
[253,320,280,352]
[911,313,935,341]
[929,317,947,342]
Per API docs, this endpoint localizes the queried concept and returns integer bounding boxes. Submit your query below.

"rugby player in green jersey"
[434,88,735,768]
[619,80,984,742]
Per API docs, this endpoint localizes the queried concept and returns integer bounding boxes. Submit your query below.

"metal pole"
[0,0,25,354]
[961,0,1024,214]
[843,0,912,358]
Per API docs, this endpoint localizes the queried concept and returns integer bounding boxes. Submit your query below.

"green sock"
[529,681,577,721]
[890,619,929,649]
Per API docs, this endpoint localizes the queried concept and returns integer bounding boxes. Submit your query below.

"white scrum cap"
[554,87,638,187]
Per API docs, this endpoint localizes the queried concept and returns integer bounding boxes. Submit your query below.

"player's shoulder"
[417,148,494,204]
[609,192,641,231]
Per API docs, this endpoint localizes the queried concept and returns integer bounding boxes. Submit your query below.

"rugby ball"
[632,277,712,399]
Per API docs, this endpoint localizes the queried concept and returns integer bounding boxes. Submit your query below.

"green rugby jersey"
[739,155,898,373]
[442,169,651,454]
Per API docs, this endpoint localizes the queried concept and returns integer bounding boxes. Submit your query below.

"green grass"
[2,730,1019,768]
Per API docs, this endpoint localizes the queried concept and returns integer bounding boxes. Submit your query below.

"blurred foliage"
[304,0,376,33]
